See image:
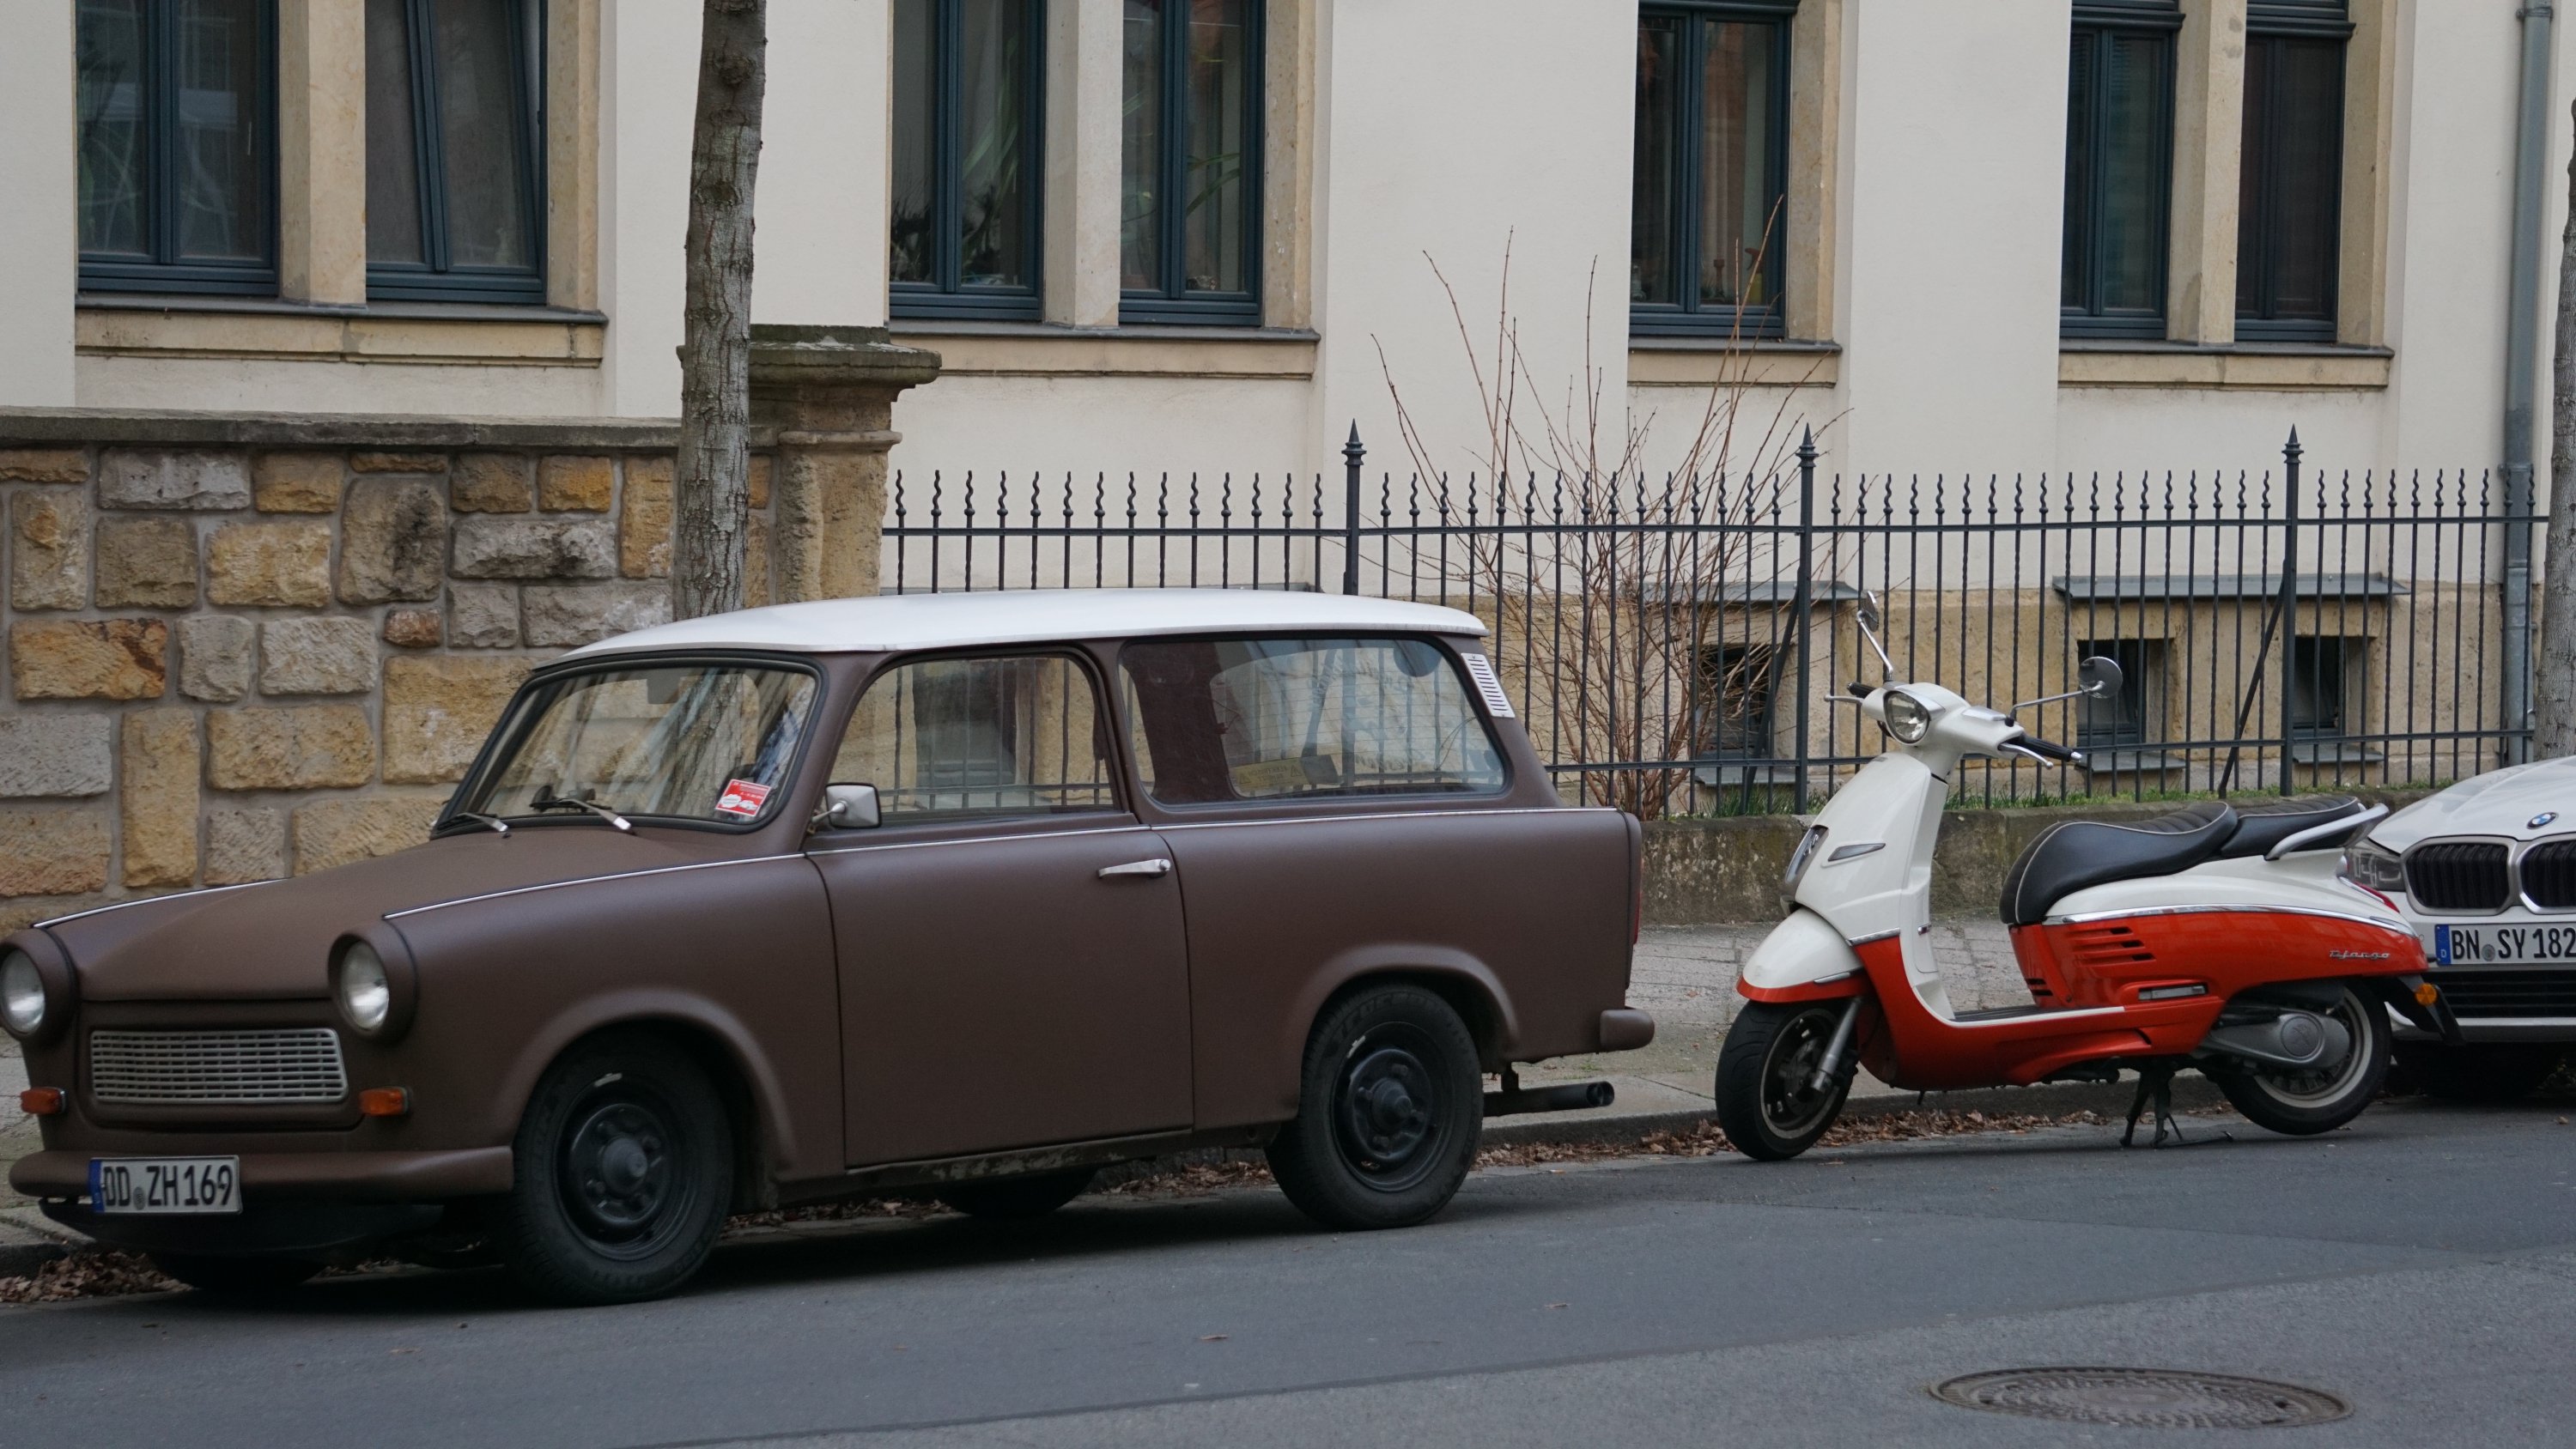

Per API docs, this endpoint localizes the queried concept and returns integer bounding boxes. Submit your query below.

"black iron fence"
[884,430,2534,816]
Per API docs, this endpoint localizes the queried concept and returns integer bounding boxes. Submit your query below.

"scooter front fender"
[1739,909,1868,1003]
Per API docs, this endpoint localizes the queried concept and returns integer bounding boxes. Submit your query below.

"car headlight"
[1,949,44,1038]
[1881,689,1933,743]
[2341,837,2407,894]
[335,942,392,1035]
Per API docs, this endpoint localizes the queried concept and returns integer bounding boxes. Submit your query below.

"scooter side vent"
[2064,925,2154,967]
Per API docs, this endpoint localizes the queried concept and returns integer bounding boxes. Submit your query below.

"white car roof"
[562,588,1490,658]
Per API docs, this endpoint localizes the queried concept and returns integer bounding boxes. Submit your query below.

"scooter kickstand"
[2119,1064,2231,1149]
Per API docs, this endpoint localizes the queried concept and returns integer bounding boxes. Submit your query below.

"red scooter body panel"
[1854,910,2426,1092]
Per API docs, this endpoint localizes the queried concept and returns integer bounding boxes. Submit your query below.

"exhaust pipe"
[2200,1010,2350,1072]
[1485,1080,1616,1117]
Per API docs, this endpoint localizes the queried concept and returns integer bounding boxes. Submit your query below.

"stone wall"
[0,415,769,931]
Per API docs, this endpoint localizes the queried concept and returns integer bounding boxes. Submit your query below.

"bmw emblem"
[2531,811,2560,830]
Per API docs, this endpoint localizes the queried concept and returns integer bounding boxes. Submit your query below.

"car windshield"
[458,662,819,827]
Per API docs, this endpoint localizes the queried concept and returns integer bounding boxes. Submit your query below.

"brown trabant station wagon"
[3,590,1654,1302]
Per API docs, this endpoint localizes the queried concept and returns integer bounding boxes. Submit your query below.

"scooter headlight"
[1881,689,1933,743]
[1782,824,1828,908]
[2341,837,2407,894]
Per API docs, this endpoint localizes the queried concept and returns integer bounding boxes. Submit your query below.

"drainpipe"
[2503,2,2554,765]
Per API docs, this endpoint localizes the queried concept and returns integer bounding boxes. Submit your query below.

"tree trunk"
[672,0,768,621]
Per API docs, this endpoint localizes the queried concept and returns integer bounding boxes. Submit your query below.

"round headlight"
[335,942,392,1035]
[1,949,44,1038]
[1882,689,1933,743]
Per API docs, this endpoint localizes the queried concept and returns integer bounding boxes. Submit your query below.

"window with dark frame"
[1631,1,1791,339]
[2287,635,2354,740]
[2237,0,2348,341]
[891,0,1044,321]
[1121,0,1264,325]
[76,0,279,296]
[2061,1,2178,339]
[1693,644,1780,761]
[2076,638,2162,749]
[366,0,546,304]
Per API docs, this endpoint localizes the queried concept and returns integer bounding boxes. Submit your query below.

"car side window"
[1120,637,1507,806]
[829,653,1121,826]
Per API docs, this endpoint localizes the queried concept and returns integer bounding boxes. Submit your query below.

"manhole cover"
[1930,1367,2351,1429]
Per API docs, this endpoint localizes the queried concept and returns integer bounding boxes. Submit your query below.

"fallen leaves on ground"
[0,1251,175,1305]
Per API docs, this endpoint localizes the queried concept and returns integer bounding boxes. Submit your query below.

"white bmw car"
[2341,760,2576,1100]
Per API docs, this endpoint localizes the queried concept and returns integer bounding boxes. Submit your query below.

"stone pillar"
[749,325,941,602]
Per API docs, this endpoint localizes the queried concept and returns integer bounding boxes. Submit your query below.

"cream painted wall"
[0,0,76,408]
[755,0,890,329]
[73,356,608,416]
[888,374,1315,488]
[599,0,698,417]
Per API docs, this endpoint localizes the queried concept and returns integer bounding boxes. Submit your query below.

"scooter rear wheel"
[2209,984,2391,1136]
[1716,1001,1854,1161]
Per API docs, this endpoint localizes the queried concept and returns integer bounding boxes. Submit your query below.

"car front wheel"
[494,1032,733,1306]
[1266,984,1482,1231]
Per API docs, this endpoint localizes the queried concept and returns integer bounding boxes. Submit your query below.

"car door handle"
[1097,858,1175,880]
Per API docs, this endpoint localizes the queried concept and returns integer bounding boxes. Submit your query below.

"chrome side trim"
[1847,929,1902,946]
[386,855,804,919]
[34,879,276,929]
[2044,903,2420,940]
[1154,806,1601,832]
[806,824,1151,858]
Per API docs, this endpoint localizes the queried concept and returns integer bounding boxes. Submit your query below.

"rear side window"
[1120,637,1506,806]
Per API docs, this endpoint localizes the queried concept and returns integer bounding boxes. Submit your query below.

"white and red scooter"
[1716,597,2461,1159]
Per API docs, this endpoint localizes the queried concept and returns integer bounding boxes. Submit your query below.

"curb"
[1476,1075,2230,1150]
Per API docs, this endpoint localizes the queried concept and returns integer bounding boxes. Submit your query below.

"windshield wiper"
[529,789,634,832]
[446,810,512,836]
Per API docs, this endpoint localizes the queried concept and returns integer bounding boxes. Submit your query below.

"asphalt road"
[3,1099,2572,1449]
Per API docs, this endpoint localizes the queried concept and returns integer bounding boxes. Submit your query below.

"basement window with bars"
[366,0,547,304]
[891,0,1045,320]
[2287,634,2380,763]
[76,0,279,297]
[1631,1,1793,339]
[1692,643,1786,784]
[2237,0,2348,341]
[2075,637,2177,773]
[2061,1,2178,339]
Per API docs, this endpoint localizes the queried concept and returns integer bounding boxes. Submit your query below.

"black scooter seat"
[1999,800,2239,926]
[2215,795,2367,859]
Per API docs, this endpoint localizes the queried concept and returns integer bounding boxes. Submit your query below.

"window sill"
[889,321,1318,379]
[1627,338,1840,388]
[2059,341,2391,391]
[76,294,606,367]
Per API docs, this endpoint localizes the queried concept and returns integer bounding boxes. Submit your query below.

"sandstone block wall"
[0,422,787,931]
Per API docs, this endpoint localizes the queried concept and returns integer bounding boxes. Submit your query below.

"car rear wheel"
[1266,984,1482,1232]
[2210,985,2391,1136]
[937,1168,1096,1220]
[1715,1000,1855,1161]
[494,1032,733,1306]
[149,1253,323,1294]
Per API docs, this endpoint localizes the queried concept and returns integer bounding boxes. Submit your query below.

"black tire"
[149,1253,323,1294]
[937,1168,1096,1220]
[2209,984,2391,1136]
[1265,984,1482,1232]
[494,1032,734,1306]
[2414,1045,2567,1103]
[1715,1000,1856,1161]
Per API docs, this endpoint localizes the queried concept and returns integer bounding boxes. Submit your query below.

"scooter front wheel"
[2208,983,2391,1136]
[1716,1001,1855,1160]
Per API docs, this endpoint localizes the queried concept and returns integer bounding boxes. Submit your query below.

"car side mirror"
[2077,655,2125,700]
[817,783,880,831]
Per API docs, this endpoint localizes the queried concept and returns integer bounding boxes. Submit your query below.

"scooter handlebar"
[2011,735,2084,765]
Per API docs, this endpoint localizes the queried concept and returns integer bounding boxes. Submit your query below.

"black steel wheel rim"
[1333,1024,1448,1192]
[557,1090,690,1258]
[1760,1007,1843,1139]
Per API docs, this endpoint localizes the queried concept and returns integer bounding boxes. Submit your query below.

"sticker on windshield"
[1461,652,1516,718]
[715,779,772,819]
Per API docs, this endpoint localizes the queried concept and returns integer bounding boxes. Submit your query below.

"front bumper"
[8,1146,513,1203]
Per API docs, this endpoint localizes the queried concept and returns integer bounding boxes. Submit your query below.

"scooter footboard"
[1738,909,1868,1003]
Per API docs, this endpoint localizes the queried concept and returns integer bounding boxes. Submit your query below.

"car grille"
[88,1028,349,1105]
[2406,841,2512,912]
[2434,973,2576,1019]
[2518,840,2576,909]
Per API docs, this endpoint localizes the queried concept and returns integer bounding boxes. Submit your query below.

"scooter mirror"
[1854,592,1882,634]
[2077,655,2125,700]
